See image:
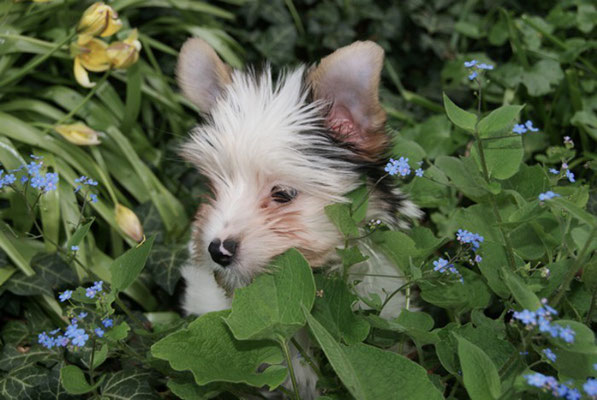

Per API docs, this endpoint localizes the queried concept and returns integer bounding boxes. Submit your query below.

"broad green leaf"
[100,370,159,400]
[477,242,513,298]
[225,249,315,341]
[29,363,73,400]
[151,311,286,389]
[457,336,501,400]
[548,198,597,228]
[92,344,109,369]
[547,320,596,352]
[0,364,46,399]
[104,322,130,342]
[478,105,524,137]
[374,230,418,273]
[60,365,101,395]
[336,246,368,269]
[312,276,370,344]
[0,321,28,345]
[420,268,491,311]
[522,59,564,96]
[435,156,489,199]
[167,377,221,400]
[0,346,54,371]
[396,310,434,332]
[110,235,156,292]
[325,203,359,237]
[304,308,443,400]
[471,135,523,180]
[146,244,187,295]
[347,185,369,223]
[501,267,541,310]
[443,93,477,132]
[65,220,93,250]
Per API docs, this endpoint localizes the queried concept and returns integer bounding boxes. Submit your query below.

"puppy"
[177,38,421,398]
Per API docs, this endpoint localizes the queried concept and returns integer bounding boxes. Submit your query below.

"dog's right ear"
[177,38,232,113]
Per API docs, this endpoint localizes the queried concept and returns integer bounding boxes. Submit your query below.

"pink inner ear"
[327,104,361,142]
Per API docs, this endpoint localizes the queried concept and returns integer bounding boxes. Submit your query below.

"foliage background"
[0,0,595,399]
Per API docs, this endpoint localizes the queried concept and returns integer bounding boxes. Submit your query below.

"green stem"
[551,226,596,306]
[115,294,149,332]
[279,337,300,400]
[586,290,596,325]
[284,0,305,36]
[290,337,322,378]
[0,30,77,87]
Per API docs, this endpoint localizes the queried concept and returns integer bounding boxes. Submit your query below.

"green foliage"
[0,0,596,399]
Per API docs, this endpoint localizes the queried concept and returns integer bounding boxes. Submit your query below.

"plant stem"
[114,294,148,331]
[551,226,596,306]
[89,337,99,396]
[290,337,322,378]
[279,337,300,400]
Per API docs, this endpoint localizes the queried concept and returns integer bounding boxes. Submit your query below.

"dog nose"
[208,238,238,267]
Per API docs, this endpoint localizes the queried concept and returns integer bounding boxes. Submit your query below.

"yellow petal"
[107,32,141,69]
[77,2,122,37]
[55,122,101,146]
[74,57,95,88]
[78,38,111,71]
[115,204,144,242]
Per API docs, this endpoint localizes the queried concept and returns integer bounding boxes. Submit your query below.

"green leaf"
[477,242,513,298]
[167,377,222,400]
[151,310,286,389]
[420,268,491,311]
[146,244,188,295]
[92,344,109,369]
[65,220,94,250]
[0,346,54,371]
[60,365,101,395]
[395,310,434,332]
[336,246,368,270]
[110,235,156,292]
[522,59,564,96]
[100,370,160,399]
[0,364,46,399]
[325,203,359,237]
[104,322,130,342]
[471,135,523,180]
[435,156,489,199]
[443,93,477,133]
[225,249,315,341]
[457,336,502,400]
[312,276,370,344]
[478,105,524,137]
[501,267,541,310]
[304,308,443,400]
[374,230,418,273]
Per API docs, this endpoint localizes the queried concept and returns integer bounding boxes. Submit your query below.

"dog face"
[178,39,419,290]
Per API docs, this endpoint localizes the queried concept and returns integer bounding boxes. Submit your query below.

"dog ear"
[177,38,232,113]
[309,41,387,160]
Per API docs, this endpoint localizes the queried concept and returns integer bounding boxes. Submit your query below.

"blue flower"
[78,312,88,319]
[513,309,537,325]
[474,255,482,263]
[385,157,411,177]
[477,63,494,70]
[549,168,559,174]
[102,318,113,328]
[556,384,569,397]
[59,290,72,302]
[433,258,449,272]
[542,348,557,362]
[415,168,424,177]
[71,245,79,251]
[468,71,478,80]
[566,388,581,400]
[94,328,104,337]
[525,372,547,387]
[584,379,597,397]
[89,193,98,203]
[512,124,527,134]
[594,363,597,371]
[456,229,484,251]
[525,120,539,132]
[464,60,477,68]
[55,335,69,347]
[558,326,575,343]
[38,332,55,349]
[91,281,103,292]
[65,323,80,338]
[565,169,575,183]
[71,330,89,347]
[538,191,560,201]
[85,287,96,298]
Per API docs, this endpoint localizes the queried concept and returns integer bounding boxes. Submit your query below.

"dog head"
[178,39,419,290]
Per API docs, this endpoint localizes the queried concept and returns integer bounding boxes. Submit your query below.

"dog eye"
[271,186,297,203]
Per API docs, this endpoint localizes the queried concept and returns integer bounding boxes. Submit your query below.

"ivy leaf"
[4,272,52,297]
[304,308,443,400]
[457,336,501,400]
[31,364,77,400]
[443,93,477,133]
[30,253,77,287]
[110,235,156,292]
[325,203,359,237]
[1,321,29,345]
[100,370,160,400]
[224,249,315,341]
[146,244,188,295]
[151,310,287,389]
[0,345,55,371]
[0,364,46,399]
[60,365,101,395]
[312,276,370,344]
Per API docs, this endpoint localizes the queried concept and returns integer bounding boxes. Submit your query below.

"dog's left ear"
[309,41,387,160]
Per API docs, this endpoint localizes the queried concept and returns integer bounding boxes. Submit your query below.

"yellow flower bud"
[106,29,142,69]
[115,204,144,242]
[77,2,122,37]
[72,38,110,88]
[54,123,101,146]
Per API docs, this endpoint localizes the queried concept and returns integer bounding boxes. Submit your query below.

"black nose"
[208,238,238,267]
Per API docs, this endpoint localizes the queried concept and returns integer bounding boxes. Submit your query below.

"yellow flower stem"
[0,30,77,87]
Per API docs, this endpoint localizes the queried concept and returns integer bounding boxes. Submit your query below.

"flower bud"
[115,204,144,242]
[72,38,110,88]
[77,2,122,37]
[55,123,101,146]
[107,29,142,69]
